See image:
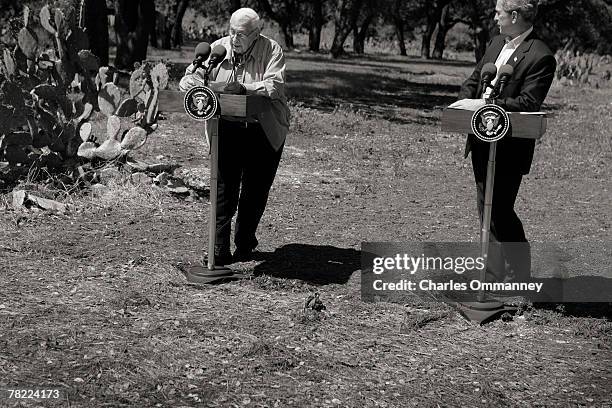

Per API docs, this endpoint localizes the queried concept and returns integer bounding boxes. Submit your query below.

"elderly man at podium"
[179,8,290,265]
[449,0,556,283]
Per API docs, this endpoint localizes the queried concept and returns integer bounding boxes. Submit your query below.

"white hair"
[230,8,263,33]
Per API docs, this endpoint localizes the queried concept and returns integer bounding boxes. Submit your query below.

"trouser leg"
[472,144,530,282]
[234,125,283,251]
[215,120,243,255]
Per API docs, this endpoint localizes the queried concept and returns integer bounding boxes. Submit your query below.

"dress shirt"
[483,26,533,98]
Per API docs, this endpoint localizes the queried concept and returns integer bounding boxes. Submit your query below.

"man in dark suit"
[449,0,557,282]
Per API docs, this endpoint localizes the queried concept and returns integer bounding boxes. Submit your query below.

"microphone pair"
[192,42,228,74]
[481,62,514,99]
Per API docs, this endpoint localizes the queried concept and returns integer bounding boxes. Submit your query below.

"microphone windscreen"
[194,42,211,58]
[498,64,514,77]
[481,62,497,78]
[210,45,227,60]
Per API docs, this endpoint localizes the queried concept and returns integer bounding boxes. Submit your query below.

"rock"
[131,172,151,184]
[165,177,189,195]
[153,171,169,185]
[28,194,68,213]
[12,190,26,209]
[124,157,149,172]
[175,166,210,193]
[147,162,179,174]
[12,188,68,213]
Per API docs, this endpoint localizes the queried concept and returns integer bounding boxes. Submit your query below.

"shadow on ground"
[530,276,612,319]
[253,243,360,285]
[534,302,612,320]
[166,55,462,123]
[288,68,460,120]
[286,51,476,69]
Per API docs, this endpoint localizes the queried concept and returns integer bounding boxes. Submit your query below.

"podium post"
[159,89,269,283]
[441,107,548,321]
[208,117,220,271]
[479,140,497,302]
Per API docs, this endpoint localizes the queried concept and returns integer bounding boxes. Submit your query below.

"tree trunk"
[150,11,158,47]
[392,0,406,56]
[432,28,445,59]
[308,0,323,51]
[420,18,436,58]
[330,24,353,58]
[330,29,352,57]
[432,3,455,59]
[473,26,489,61]
[352,13,373,54]
[351,24,360,53]
[280,23,294,49]
[82,0,109,66]
[257,0,294,49]
[394,17,406,56]
[330,0,363,58]
[114,0,155,69]
[171,0,189,48]
[161,14,172,49]
[309,25,322,52]
[420,0,451,59]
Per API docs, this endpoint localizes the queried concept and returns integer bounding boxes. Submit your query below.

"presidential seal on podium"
[184,86,219,121]
[471,104,510,142]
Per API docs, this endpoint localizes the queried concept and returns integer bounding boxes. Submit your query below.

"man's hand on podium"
[222,82,247,95]
[448,98,486,111]
[179,73,206,92]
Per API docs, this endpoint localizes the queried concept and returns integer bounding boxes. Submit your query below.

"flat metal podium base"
[453,300,517,324]
[185,264,244,284]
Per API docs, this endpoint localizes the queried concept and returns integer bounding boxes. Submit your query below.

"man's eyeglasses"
[229,28,256,40]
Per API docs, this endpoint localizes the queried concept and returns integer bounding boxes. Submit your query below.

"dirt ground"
[0,51,611,407]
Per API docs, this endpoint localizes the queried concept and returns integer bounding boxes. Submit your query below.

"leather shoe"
[205,248,233,266]
[233,247,255,262]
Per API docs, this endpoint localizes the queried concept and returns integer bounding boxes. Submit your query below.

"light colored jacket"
[180,35,290,151]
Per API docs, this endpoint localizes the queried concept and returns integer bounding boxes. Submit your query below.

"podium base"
[185,264,245,284]
[453,300,517,324]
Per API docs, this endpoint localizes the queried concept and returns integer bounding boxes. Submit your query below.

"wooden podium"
[159,91,269,118]
[159,89,269,283]
[441,107,548,322]
[441,108,548,140]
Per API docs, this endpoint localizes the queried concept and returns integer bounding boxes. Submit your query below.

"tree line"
[2,0,610,70]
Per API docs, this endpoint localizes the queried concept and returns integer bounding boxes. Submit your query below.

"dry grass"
[1,50,611,407]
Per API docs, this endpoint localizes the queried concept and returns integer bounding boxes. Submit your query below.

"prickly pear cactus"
[0,4,167,188]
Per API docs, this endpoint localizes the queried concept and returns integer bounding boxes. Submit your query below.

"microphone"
[480,63,497,94]
[206,45,228,75]
[493,64,514,97]
[192,42,211,70]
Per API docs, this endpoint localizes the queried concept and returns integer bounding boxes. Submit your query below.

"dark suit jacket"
[458,32,557,175]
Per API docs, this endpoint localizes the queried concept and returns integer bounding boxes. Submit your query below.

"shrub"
[0,5,167,190]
